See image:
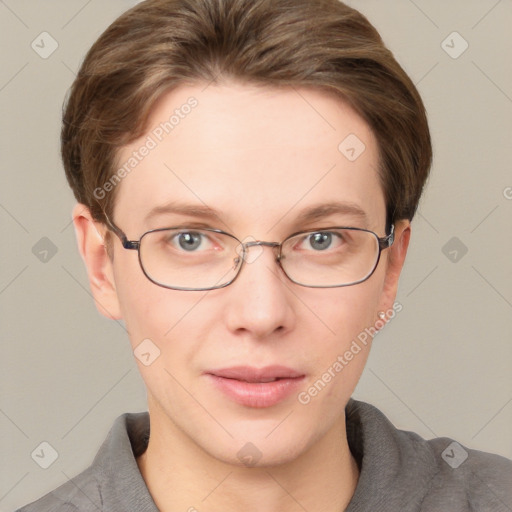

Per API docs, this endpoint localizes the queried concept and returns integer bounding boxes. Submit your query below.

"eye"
[171,231,213,252]
[300,231,344,251]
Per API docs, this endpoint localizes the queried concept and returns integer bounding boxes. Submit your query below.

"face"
[80,82,409,467]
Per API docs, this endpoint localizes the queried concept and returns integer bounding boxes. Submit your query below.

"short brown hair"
[62,0,432,229]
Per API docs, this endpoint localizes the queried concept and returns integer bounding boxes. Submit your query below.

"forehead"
[113,82,386,235]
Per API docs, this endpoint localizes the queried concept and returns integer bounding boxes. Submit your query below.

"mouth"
[204,365,305,408]
[206,365,304,381]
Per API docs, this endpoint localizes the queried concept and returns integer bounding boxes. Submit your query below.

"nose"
[224,242,296,340]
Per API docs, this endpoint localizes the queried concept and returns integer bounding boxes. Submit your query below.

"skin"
[73,82,411,512]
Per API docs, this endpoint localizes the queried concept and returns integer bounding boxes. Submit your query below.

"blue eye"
[176,232,204,251]
[302,231,344,251]
[159,229,227,255]
[308,232,333,251]
[165,231,214,252]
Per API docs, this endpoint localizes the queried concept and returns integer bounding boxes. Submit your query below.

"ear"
[72,203,122,320]
[377,219,411,315]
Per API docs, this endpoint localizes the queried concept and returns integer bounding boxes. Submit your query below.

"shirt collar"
[93,411,158,511]
[92,399,440,511]
[345,399,440,511]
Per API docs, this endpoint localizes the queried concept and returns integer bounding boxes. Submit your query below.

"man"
[17,0,512,510]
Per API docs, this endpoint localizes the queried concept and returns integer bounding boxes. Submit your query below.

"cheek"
[306,275,383,350]
[111,251,206,349]
[297,279,383,401]
[112,269,214,407]
[112,259,155,346]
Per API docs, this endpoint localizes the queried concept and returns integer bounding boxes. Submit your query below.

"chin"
[210,440,307,469]
[197,421,314,469]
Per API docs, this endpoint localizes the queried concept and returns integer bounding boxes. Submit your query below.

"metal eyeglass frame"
[103,215,395,291]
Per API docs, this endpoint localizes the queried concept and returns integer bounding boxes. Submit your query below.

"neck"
[136,405,359,512]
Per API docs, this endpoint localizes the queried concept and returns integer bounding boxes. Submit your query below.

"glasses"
[104,217,394,291]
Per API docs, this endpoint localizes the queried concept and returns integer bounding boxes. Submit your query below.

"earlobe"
[72,203,122,320]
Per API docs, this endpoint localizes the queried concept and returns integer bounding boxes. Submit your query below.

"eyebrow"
[144,200,368,226]
[293,201,368,225]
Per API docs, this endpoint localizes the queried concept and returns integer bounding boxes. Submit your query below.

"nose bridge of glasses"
[244,240,279,248]
[240,240,282,261]
[244,240,280,251]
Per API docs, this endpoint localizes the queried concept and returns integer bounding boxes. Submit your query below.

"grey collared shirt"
[16,399,512,511]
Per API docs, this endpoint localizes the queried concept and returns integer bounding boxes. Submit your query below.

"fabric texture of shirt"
[16,399,512,511]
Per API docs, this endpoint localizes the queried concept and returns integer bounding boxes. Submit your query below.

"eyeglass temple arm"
[378,224,395,250]
[103,213,140,250]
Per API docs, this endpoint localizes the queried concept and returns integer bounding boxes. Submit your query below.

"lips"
[207,365,304,382]
[204,365,305,408]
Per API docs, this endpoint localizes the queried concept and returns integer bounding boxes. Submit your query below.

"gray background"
[1,0,511,509]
